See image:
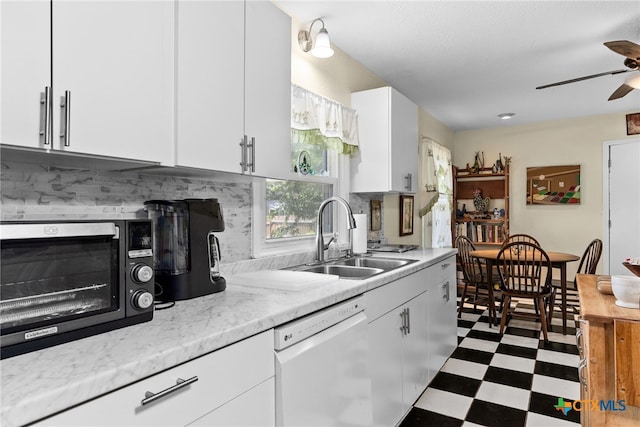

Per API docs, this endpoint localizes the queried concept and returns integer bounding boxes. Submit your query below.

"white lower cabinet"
[426,256,458,382]
[34,330,275,427]
[366,269,429,427]
[365,256,457,427]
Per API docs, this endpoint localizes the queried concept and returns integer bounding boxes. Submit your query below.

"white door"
[176,0,244,173]
[245,0,291,179]
[0,0,50,149]
[401,292,429,410]
[368,309,404,427]
[605,139,640,275]
[53,1,174,164]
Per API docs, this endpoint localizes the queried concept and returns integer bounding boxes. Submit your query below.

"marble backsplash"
[0,160,253,262]
[1,160,385,269]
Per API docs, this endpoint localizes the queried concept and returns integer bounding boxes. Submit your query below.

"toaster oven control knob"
[132,290,154,310]
[132,264,154,283]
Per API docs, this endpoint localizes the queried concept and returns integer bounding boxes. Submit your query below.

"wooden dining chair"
[548,238,602,318]
[502,233,540,247]
[455,236,497,325]
[496,241,553,341]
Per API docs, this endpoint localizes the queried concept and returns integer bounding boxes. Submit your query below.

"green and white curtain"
[419,137,453,248]
[291,84,359,155]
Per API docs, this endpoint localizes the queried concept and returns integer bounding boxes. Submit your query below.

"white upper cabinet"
[176,0,291,178]
[1,0,175,165]
[350,87,418,193]
[1,0,50,150]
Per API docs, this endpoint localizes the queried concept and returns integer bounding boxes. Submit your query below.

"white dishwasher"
[274,295,373,427]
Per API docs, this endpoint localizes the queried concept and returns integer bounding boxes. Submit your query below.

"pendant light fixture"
[298,18,334,58]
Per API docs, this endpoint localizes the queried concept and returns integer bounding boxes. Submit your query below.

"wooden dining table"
[470,248,580,334]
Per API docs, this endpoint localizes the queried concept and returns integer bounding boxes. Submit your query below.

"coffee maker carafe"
[144,198,226,301]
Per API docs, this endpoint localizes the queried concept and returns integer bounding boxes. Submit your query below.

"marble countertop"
[0,248,456,427]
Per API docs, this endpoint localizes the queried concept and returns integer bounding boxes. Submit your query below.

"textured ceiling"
[277,1,640,131]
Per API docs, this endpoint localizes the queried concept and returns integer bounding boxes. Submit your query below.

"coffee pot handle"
[207,231,221,280]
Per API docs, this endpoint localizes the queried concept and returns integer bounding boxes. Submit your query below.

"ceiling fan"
[536,40,640,100]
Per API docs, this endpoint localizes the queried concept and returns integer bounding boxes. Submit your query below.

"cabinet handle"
[239,135,248,172]
[443,281,450,302]
[405,307,410,334]
[575,328,584,357]
[40,87,52,147]
[60,90,71,147]
[441,263,450,269]
[405,173,412,191]
[399,309,405,334]
[578,359,588,389]
[141,376,199,406]
[248,136,255,172]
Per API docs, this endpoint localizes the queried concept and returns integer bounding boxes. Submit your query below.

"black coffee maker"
[144,198,226,301]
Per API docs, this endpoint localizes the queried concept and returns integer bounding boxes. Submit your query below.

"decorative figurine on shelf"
[456,203,467,218]
[471,152,481,174]
[473,188,490,214]
[495,152,504,173]
[503,156,512,168]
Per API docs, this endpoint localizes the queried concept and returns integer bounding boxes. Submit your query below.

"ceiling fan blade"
[604,40,640,60]
[609,83,635,101]
[536,69,630,90]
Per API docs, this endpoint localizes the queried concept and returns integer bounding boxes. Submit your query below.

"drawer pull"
[578,359,588,389]
[141,376,198,406]
[441,263,450,269]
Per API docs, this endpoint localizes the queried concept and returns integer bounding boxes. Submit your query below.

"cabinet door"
[389,88,418,192]
[402,292,429,410]
[53,1,174,164]
[244,0,292,179]
[188,378,275,427]
[350,87,392,192]
[368,309,404,427]
[1,0,50,149]
[426,260,458,381]
[350,87,418,193]
[176,0,244,173]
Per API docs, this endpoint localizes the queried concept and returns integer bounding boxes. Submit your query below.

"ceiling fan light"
[626,73,640,89]
[498,113,515,120]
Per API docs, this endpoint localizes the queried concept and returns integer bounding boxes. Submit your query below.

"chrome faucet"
[315,196,357,263]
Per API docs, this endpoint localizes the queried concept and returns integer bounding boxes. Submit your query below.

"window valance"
[291,84,359,155]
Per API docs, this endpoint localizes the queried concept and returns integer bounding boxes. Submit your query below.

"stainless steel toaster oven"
[0,220,155,358]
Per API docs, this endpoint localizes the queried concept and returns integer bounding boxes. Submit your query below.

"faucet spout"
[315,196,356,263]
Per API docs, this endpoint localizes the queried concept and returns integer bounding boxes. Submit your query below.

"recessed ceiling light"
[498,113,515,120]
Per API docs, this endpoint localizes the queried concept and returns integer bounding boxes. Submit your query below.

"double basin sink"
[286,256,418,280]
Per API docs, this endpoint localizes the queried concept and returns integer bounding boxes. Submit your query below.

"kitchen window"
[252,151,350,258]
[252,85,358,258]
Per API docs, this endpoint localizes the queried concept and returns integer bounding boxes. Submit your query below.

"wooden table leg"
[560,263,567,335]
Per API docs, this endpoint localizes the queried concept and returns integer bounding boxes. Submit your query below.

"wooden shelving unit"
[452,165,510,246]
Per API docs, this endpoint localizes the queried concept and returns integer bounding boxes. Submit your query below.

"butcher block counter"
[576,274,640,426]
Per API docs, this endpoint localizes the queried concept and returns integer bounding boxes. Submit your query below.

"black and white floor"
[400,295,581,427]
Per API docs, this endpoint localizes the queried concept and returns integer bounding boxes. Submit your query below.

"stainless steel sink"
[299,264,383,279]
[333,257,416,270]
[285,256,417,280]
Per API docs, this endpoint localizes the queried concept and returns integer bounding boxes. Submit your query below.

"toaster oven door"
[0,223,124,348]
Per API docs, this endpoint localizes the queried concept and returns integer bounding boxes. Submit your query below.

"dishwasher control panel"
[274,296,366,350]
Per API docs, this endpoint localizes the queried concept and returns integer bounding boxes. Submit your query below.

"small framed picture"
[626,113,640,135]
[399,195,414,236]
[370,200,382,231]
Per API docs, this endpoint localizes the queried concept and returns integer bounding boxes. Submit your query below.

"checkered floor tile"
[399,296,581,427]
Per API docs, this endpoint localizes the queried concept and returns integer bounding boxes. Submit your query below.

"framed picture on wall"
[399,195,414,236]
[626,113,640,135]
[370,200,382,231]
[526,165,581,205]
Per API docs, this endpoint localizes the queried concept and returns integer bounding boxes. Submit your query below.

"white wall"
[453,111,638,276]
